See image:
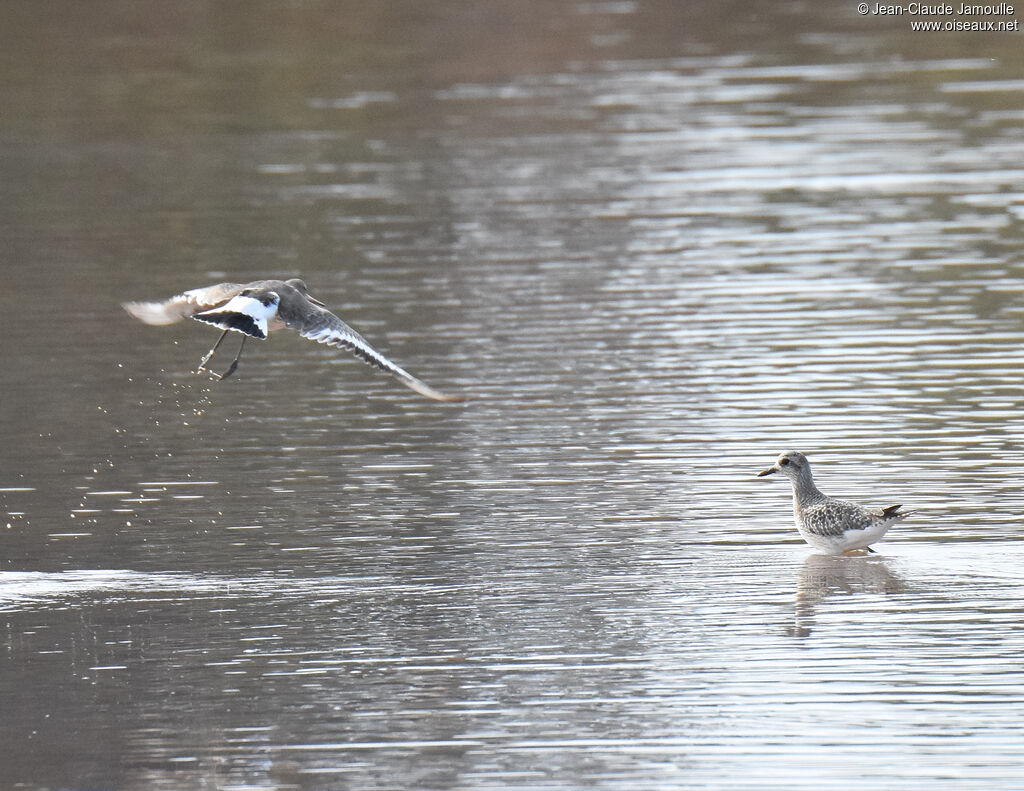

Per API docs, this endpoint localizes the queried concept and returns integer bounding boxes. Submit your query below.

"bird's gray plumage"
[758,450,911,554]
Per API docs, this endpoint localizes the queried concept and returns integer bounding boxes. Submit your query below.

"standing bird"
[122,278,463,402]
[757,450,911,554]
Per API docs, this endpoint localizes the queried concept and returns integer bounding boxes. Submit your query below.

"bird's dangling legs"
[197,329,230,375]
[218,335,247,380]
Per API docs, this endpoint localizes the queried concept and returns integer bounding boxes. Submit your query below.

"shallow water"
[2,1,1024,789]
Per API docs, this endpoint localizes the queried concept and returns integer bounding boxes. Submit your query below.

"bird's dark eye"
[780,457,790,466]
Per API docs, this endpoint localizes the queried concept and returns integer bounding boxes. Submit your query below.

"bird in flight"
[122,278,464,402]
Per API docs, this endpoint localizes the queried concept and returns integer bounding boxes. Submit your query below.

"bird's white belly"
[796,518,894,554]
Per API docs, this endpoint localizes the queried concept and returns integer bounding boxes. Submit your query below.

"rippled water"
[2,1,1024,789]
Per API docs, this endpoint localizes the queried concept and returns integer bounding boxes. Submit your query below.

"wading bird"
[757,450,911,554]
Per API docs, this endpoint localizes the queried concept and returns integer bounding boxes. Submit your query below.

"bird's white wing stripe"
[297,316,462,401]
[122,298,188,325]
[300,322,406,374]
[193,295,277,339]
[216,295,278,323]
[123,283,245,325]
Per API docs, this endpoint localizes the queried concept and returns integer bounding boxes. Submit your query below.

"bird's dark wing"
[280,299,463,403]
[873,504,913,520]
[122,283,246,325]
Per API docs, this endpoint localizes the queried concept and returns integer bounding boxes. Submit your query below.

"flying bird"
[122,278,463,402]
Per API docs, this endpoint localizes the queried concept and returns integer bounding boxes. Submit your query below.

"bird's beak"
[307,295,326,307]
[757,466,777,477]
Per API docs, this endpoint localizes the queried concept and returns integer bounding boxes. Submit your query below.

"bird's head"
[284,278,326,307]
[757,450,810,482]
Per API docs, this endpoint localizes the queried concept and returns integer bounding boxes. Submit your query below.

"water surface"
[2,1,1024,789]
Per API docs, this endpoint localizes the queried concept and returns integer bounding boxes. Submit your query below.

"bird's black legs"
[197,331,246,379]
[219,335,247,380]
[197,329,230,375]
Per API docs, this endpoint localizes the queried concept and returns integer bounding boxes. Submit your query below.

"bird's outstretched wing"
[283,300,464,403]
[122,283,245,325]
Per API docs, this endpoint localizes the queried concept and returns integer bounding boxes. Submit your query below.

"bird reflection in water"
[788,553,909,638]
